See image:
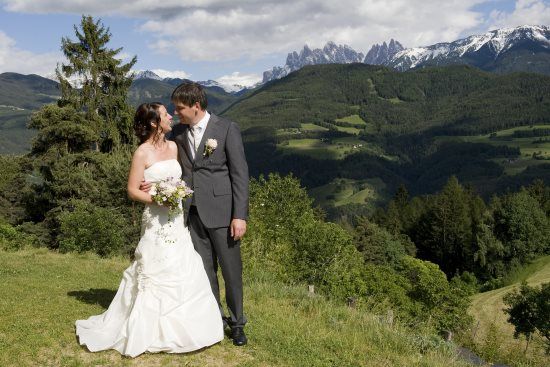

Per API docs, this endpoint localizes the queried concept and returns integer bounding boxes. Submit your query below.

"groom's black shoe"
[230,327,247,346]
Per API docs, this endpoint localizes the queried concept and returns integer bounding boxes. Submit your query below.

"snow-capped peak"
[134,70,162,80]
[198,80,247,93]
[390,25,550,70]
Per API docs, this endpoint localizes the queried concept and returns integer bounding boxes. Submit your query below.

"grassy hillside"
[0,73,60,110]
[437,125,550,175]
[0,248,473,367]
[223,64,550,134]
[0,107,34,154]
[0,73,60,154]
[467,256,550,365]
[224,65,550,213]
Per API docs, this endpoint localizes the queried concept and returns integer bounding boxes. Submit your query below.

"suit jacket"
[170,113,249,228]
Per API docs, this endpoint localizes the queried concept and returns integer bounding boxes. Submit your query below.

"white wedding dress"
[75,159,223,357]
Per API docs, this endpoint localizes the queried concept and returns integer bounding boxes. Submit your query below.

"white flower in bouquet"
[151,177,193,221]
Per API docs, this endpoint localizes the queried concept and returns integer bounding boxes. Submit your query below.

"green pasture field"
[468,256,550,365]
[436,125,550,175]
[0,248,473,367]
[309,177,388,209]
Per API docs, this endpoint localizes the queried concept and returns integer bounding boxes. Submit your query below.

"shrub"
[292,218,365,299]
[0,222,39,251]
[397,256,473,331]
[57,199,128,257]
[243,173,364,299]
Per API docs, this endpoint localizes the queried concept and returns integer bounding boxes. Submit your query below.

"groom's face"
[174,102,200,125]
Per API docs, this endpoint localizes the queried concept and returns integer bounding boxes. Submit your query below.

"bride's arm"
[127,149,154,204]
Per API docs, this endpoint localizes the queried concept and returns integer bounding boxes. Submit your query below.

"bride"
[75,102,224,357]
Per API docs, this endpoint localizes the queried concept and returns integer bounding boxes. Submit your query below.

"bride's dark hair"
[133,102,165,144]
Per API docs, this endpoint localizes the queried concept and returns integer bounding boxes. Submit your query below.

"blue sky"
[0,0,548,86]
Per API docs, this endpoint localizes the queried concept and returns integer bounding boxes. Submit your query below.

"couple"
[75,82,249,357]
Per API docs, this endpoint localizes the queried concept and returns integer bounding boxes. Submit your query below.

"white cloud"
[487,0,550,29]
[138,0,489,60]
[150,69,191,79]
[0,30,61,75]
[215,72,261,87]
[115,52,132,61]
[5,0,546,71]
[2,0,490,61]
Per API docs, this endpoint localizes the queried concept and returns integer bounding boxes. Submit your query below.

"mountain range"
[128,25,550,88]
[133,70,252,94]
[262,41,365,83]
[387,25,550,73]
[262,25,550,82]
[0,72,241,154]
[2,24,550,155]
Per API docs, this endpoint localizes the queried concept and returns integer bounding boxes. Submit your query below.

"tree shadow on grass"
[68,289,116,309]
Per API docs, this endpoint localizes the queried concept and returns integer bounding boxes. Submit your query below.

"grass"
[334,125,362,135]
[335,115,367,126]
[467,256,550,366]
[309,177,388,209]
[300,123,329,131]
[277,138,338,159]
[436,124,550,175]
[277,135,396,163]
[500,255,550,286]
[0,247,474,367]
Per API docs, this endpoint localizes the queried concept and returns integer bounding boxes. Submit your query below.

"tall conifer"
[56,15,137,151]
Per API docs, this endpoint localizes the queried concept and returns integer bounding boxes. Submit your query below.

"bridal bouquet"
[150,177,193,220]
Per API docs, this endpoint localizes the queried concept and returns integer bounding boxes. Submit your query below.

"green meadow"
[0,248,473,367]
[309,177,388,209]
[436,124,550,175]
[467,256,550,366]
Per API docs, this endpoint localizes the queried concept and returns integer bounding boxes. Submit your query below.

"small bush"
[0,222,39,251]
[57,199,128,257]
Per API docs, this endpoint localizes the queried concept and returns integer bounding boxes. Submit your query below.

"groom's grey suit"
[171,113,249,328]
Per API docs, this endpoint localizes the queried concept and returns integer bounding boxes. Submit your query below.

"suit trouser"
[187,206,246,328]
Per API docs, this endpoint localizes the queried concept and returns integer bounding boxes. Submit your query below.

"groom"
[169,82,249,346]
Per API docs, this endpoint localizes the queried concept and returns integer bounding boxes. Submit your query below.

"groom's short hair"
[171,82,208,110]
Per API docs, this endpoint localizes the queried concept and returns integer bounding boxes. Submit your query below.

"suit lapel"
[174,124,193,164]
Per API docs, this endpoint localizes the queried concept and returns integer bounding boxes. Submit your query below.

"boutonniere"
[204,138,218,157]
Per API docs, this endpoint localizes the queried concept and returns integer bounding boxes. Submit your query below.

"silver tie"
[191,126,201,153]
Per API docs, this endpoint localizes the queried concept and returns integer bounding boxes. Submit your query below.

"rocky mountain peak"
[134,70,162,80]
[364,39,404,65]
[263,42,365,83]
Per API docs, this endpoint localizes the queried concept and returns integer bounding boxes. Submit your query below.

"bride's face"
[158,105,173,133]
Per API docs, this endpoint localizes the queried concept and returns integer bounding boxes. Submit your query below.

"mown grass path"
[468,256,550,364]
[0,248,473,367]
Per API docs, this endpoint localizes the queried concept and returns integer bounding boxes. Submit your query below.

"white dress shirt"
[188,111,210,160]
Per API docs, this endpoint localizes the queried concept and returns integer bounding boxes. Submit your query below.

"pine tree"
[56,15,137,151]
[24,16,139,250]
[412,176,473,275]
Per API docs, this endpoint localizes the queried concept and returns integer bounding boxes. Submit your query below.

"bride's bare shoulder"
[132,143,151,161]
[168,140,178,151]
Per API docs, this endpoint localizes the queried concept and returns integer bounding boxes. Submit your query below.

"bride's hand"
[140,180,152,193]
